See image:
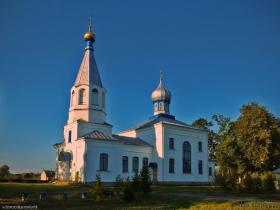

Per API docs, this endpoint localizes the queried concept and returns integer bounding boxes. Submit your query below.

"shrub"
[114,175,124,198]
[261,172,276,192]
[122,177,135,201]
[215,172,236,190]
[140,166,151,194]
[240,173,263,193]
[92,174,105,201]
[132,172,141,192]
[75,171,80,183]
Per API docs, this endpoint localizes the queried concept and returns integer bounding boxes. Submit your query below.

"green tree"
[235,102,280,172]
[140,166,151,193]
[0,164,10,178]
[92,174,105,201]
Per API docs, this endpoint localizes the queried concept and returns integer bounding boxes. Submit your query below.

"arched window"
[166,103,169,112]
[142,157,149,168]
[92,89,98,105]
[183,141,191,173]
[99,153,108,171]
[159,102,164,111]
[68,130,72,143]
[79,89,85,105]
[154,103,158,112]
[132,157,139,173]
[122,156,128,173]
[71,90,75,106]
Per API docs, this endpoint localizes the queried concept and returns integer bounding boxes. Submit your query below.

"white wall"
[85,140,153,182]
[162,125,209,182]
[120,121,210,183]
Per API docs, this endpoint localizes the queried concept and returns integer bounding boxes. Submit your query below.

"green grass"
[0,183,279,210]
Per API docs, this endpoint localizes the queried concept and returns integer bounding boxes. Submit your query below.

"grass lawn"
[0,183,280,209]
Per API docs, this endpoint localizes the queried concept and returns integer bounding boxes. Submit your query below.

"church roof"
[83,130,152,147]
[120,114,207,133]
[74,47,103,87]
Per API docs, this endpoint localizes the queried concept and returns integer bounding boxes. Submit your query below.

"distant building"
[54,22,214,183]
[40,170,55,181]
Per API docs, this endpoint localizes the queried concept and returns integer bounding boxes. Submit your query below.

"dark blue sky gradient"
[0,0,280,172]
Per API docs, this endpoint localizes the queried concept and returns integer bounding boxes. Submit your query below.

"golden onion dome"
[84,31,95,42]
[151,71,172,102]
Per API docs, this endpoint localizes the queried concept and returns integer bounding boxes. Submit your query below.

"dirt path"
[154,191,280,202]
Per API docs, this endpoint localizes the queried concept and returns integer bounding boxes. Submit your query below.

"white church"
[54,23,215,183]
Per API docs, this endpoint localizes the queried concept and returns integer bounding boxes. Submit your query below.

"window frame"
[132,157,139,173]
[169,158,175,173]
[78,89,85,105]
[68,130,72,143]
[209,167,212,176]
[142,157,149,168]
[198,160,203,175]
[92,88,99,106]
[169,138,174,150]
[183,141,191,174]
[99,153,108,171]
[122,156,128,173]
[198,141,202,152]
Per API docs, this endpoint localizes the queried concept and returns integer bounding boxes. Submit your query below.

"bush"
[122,177,135,201]
[132,172,141,192]
[215,172,237,190]
[114,175,124,198]
[242,174,255,193]
[140,166,151,194]
[261,172,276,192]
[92,174,105,201]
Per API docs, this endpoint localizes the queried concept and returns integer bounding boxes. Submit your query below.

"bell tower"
[63,19,112,144]
[68,19,107,124]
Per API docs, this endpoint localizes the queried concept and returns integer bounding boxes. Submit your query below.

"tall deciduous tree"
[0,164,10,178]
[234,102,280,172]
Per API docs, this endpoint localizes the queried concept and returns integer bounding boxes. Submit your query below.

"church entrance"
[149,162,158,182]
[58,151,72,180]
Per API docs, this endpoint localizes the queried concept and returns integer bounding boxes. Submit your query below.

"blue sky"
[0,0,280,173]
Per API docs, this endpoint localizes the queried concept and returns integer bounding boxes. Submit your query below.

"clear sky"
[0,0,280,173]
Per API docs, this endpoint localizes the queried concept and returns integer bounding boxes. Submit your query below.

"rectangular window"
[122,156,128,173]
[169,138,174,150]
[209,167,212,176]
[198,141,202,152]
[183,142,191,173]
[132,157,139,173]
[169,158,175,173]
[198,160,203,174]
[99,153,108,171]
[68,131,72,143]
[142,157,149,168]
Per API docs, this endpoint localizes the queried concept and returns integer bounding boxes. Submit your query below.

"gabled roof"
[74,49,102,87]
[83,130,152,147]
[120,114,207,133]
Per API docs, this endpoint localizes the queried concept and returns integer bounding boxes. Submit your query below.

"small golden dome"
[151,82,172,102]
[84,31,95,42]
[151,71,172,102]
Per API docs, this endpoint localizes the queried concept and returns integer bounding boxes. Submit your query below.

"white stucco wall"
[120,121,210,183]
[84,140,153,182]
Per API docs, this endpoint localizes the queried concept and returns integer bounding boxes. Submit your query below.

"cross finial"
[160,68,163,83]
[88,16,93,32]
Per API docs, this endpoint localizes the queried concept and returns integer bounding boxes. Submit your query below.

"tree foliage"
[193,102,280,191]
[235,102,280,172]
[0,165,10,178]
